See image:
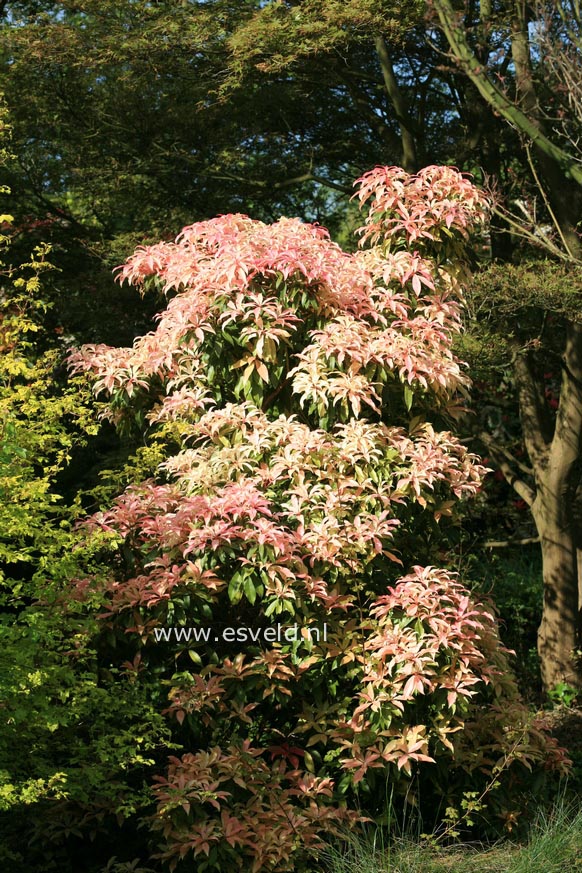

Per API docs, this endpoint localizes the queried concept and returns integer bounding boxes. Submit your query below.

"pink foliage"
[354,164,490,247]
[338,566,506,780]
[68,167,565,869]
[69,167,488,419]
[151,742,356,872]
[86,404,487,618]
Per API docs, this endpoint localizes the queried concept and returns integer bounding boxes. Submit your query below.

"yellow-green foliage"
[0,109,171,862]
[0,214,97,577]
[225,0,424,81]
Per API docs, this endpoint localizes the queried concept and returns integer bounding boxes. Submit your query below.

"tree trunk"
[533,506,581,688]
[515,323,582,690]
[433,0,582,691]
[374,35,418,172]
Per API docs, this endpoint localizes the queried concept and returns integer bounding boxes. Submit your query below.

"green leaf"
[243,575,257,605]
[228,573,243,604]
[403,385,414,411]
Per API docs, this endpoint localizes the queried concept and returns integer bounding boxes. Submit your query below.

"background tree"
[428,0,582,691]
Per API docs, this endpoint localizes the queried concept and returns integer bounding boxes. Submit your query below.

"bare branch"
[485,536,540,547]
[432,0,582,184]
[200,170,352,195]
[477,430,534,477]
[514,349,553,470]
[374,35,418,171]
[477,429,537,505]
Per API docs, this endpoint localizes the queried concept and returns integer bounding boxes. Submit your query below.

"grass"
[320,799,582,873]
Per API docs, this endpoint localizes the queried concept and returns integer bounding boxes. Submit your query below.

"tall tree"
[431,0,582,690]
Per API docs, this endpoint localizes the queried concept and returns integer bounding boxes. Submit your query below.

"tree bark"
[515,323,582,689]
[432,0,582,184]
[434,0,582,691]
[374,35,418,172]
[533,518,581,687]
[510,5,582,686]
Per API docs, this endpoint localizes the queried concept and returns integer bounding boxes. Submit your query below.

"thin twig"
[526,144,574,258]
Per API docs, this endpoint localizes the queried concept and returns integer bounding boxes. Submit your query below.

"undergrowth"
[321,797,582,873]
